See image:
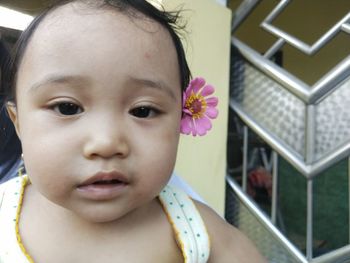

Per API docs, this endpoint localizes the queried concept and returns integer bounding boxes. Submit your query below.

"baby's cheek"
[22,142,71,197]
[148,152,176,185]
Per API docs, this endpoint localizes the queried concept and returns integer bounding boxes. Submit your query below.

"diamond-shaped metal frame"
[230,0,350,177]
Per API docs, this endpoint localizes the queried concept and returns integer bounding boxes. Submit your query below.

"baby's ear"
[6,103,21,139]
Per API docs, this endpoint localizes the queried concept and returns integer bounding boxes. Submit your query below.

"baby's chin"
[75,211,120,223]
[68,205,135,224]
[64,199,156,225]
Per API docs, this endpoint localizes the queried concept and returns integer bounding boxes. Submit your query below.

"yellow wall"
[163,0,232,214]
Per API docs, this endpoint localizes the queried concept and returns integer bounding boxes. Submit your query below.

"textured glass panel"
[315,77,350,161]
[233,62,306,156]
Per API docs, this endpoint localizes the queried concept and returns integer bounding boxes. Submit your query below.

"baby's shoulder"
[193,201,267,263]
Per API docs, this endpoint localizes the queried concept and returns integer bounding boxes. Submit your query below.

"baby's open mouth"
[76,172,129,200]
[78,171,129,188]
[91,179,123,185]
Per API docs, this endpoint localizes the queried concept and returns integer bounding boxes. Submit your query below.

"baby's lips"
[78,171,129,186]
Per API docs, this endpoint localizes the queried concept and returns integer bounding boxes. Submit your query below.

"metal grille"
[230,0,350,175]
[229,0,350,262]
[225,180,306,263]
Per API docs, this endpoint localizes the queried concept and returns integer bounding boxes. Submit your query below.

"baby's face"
[11,3,182,222]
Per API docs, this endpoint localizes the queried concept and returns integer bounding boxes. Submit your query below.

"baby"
[0,0,266,262]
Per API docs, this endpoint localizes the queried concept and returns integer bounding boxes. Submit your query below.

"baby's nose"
[82,119,130,159]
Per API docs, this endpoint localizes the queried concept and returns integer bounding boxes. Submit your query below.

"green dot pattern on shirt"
[159,186,209,262]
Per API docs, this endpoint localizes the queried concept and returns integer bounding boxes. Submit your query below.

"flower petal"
[190,117,197,136]
[191,77,206,95]
[194,116,212,136]
[200,116,212,129]
[205,107,219,119]
[180,115,192,135]
[182,92,186,108]
[200,84,214,97]
[185,86,191,98]
[183,108,192,116]
[181,115,198,136]
[205,97,218,107]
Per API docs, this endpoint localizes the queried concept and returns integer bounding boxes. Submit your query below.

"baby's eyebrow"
[28,74,179,101]
[28,74,88,93]
[129,77,177,101]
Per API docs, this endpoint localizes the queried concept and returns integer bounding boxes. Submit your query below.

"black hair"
[3,0,191,103]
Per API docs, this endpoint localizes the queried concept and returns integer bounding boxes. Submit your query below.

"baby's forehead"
[22,1,175,64]
[16,1,181,96]
[33,2,167,43]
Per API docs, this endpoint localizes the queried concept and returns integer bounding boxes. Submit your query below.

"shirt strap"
[159,185,210,263]
[0,174,33,262]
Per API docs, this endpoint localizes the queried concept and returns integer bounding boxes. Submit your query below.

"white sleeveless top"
[0,175,210,263]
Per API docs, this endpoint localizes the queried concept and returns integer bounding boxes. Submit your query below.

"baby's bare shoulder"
[194,201,267,263]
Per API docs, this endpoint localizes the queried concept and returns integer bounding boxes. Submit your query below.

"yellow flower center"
[185,92,207,119]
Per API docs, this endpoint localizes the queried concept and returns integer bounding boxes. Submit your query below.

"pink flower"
[180,77,219,136]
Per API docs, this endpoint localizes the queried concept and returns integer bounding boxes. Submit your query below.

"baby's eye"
[53,102,83,116]
[129,106,159,118]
